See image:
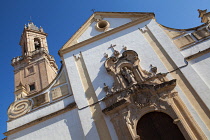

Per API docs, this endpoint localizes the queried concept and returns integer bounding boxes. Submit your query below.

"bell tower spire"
[20,22,49,56]
[12,22,58,98]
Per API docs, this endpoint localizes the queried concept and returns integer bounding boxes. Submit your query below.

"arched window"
[34,38,41,50]
[136,112,185,140]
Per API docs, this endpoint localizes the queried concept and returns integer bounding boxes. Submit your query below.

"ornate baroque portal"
[102,50,206,140]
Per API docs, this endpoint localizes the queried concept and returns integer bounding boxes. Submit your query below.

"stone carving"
[102,49,206,140]
[198,9,207,18]
[149,64,157,75]
[198,9,210,24]
[121,67,137,85]
[104,53,108,59]
[134,92,153,109]
[8,99,32,119]
[108,44,120,57]
[102,49,181,139]
[104,50,170,95]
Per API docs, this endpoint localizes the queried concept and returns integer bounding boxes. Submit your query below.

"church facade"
[4,10,210,140]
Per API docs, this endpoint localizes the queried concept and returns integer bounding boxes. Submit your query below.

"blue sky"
[0,0,209,139]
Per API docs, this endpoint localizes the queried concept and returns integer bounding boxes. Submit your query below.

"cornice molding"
[185,47,210,61]
[159,23,206,32]
[24,29,48,36]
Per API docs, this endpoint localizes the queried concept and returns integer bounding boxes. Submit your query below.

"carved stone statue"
[121,67,137,85]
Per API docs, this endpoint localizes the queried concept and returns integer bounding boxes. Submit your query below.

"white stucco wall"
[154,22,210,110]
[190,53,210,88]
[63,54,101,140]
[78,18,132,42]
[65,19,170,102]
[8,109,84,140]
[181,39,210,89]
[64,18,210,138]
[147,20,210,137]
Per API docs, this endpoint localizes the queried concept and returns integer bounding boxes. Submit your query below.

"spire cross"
[91,9,95,13]
[28,16,32,22]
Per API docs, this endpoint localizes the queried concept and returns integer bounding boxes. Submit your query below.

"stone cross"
[108,44,120,57]
[28,16,32,22]
[108,44,116,51]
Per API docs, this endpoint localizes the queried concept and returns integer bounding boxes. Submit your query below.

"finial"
[104,53,108,58]
[26,19,40,31]
[123,46,127,50]
[198,9,207,18]
[40,26,44,32]
[91,9,95,13]
[198,9,210,23]
[16,81,26,90]
[150,64,157,74]
[28,16,33,23]
[108,44,120,57]
[18,81,23,87]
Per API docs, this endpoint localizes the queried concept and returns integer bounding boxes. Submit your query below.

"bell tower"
[11,22,58,99]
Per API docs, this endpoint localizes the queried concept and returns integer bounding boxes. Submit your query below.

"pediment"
[59,12,154,55]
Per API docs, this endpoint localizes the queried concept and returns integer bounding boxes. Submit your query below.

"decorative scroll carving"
[8,99,32,119]
[104,50,171,96]
[7,68,71,120]
[102,49,180,139]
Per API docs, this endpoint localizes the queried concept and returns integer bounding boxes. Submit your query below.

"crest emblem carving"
[103,50,177,112]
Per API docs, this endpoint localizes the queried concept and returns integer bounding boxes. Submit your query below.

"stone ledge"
[185,47,210,61]
[102,99,128,115]
[192,28,210,40]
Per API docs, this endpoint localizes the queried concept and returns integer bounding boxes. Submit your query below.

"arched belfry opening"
[136,112,185,140]
[34,38,41,50]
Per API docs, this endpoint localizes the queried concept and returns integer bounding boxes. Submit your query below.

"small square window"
[29,84,35,91]
[28,67,34,74]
